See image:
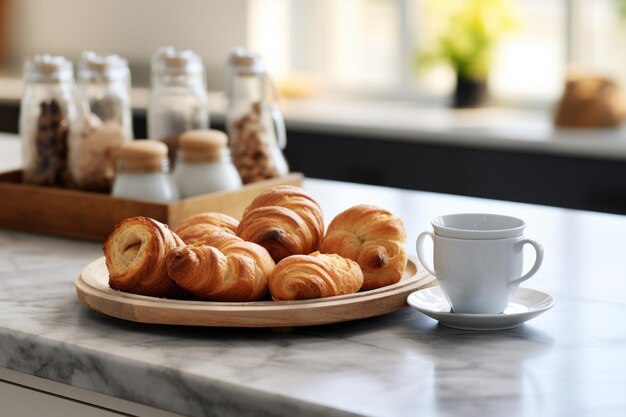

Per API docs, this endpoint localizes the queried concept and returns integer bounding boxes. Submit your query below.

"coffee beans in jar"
[20,55,77,187]
[24,99,70,185]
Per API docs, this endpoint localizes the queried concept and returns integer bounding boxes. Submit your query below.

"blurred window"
[576,0,626,90]
[248,0,622,105]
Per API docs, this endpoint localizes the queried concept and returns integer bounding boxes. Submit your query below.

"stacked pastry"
[103,185,408,302]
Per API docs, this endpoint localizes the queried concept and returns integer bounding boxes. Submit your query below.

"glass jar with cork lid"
[225,48,289,184]
[69,52,132,192]
[173,129,242,198]
[111,141,179,203]
[148,47,208,165]
[20,55,78,186]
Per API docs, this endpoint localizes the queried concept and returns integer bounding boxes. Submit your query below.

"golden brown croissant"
[320,205,407,290]
[104,216,185,297]
[174,212,239,245]
[165,235,275,301]
[198,230,243,249]
[237,186,324,262]
[268,252,363,300]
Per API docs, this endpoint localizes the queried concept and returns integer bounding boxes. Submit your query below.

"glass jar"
[69,52,132,192]
[173,130,242,198]
[148,47,208,165]
[225,48,288,184]
[20,55,78,186]
[112,141,179,203]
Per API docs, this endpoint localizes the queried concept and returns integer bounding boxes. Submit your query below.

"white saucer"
[407,286,555,331]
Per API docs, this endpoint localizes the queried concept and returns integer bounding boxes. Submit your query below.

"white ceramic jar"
[173,130,242,198]
[112,141,179,203]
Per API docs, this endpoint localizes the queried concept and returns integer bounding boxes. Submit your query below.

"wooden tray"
[75,256,436,328]
[0,170,302,241]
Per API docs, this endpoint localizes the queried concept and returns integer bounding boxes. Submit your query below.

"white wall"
[6,0,249,89]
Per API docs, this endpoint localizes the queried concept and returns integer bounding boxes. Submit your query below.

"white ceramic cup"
[432,213,526,240]
[416,222,543,314]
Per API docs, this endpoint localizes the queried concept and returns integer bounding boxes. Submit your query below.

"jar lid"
[116,141,168,172]
[228,47,265,75]
[24,55,73,83]
[179,130,228,163]
[152,47,204,76]
[79,51,129,82]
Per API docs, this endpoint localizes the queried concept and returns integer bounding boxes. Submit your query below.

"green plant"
[616,0,626,21]
[417,0,518,81]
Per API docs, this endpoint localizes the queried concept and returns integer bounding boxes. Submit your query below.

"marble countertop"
[3,76,626,160]
[1,139,626,416]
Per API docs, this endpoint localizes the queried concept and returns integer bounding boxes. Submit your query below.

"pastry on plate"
[268,252,363,301]
[166,235,274,301]
[237,186,324,262]
[174,212,239,245]
[104,216,184,297]
[320,205,407,290]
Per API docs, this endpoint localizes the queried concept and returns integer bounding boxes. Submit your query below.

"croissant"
[174,212,239,245]
[268,252,363,301]
[104,216,185,297]
[165,235,275,301]
[198,230,243,249]
[237,186,324,262]
[320,205,407,290]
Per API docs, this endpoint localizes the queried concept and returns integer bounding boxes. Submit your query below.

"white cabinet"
[0,380,123,417]
[0,367,184,417]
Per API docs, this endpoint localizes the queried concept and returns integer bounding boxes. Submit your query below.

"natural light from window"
[248,0,626,107]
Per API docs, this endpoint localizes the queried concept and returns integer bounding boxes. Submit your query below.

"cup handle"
[416,231,436,276]
[509,238,544,286]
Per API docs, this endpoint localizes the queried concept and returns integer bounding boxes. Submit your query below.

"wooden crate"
[0,170,303,241]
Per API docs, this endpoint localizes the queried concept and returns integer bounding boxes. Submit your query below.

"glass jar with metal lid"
[148,47,208,165]
[225,48,289,184]
[112,141,179,203]
[20,55,78,186]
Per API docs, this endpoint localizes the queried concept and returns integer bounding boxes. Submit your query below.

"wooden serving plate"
[75,256,436,328]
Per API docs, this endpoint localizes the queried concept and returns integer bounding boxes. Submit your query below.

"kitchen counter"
[3,77,626,214]
[1,138,626,416]
[2,75,626,160]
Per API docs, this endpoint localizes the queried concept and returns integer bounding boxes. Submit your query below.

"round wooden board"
[75,256,436,327]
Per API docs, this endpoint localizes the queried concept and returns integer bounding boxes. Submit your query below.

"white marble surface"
[1,139,626,416]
